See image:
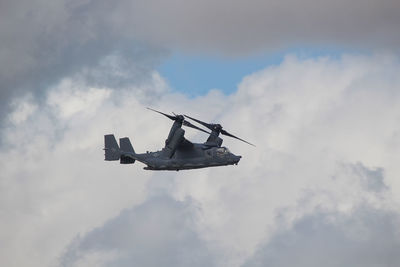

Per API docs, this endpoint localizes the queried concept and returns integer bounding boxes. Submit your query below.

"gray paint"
[103,109,247,170]
[104,134,241,171]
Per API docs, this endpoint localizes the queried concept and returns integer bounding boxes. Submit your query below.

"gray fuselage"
[132,144,241,171]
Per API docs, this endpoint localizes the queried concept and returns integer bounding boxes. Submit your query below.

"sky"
[158,47,348,95]
[1,1,400,267]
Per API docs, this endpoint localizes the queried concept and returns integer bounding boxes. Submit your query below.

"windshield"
[216,147,230,155]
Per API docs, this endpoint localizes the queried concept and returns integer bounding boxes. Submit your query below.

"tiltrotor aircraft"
[104,108,254,171]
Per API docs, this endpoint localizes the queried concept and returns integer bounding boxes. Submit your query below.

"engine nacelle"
[163,128,185,158]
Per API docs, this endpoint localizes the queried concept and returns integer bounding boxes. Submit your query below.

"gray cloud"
[242,162,398,267]
[0,0,166,121]
[243,205,400,267]
[60,195,215,267]
[122,0,400,53]
[348,162,388,193]
[2,0,400,117]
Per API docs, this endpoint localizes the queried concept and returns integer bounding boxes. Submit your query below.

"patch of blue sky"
[158,46,349,96]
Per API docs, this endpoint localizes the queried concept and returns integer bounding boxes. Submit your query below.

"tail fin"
[119,137,135,153]
[119,137,135,164]
[104,134,120,161]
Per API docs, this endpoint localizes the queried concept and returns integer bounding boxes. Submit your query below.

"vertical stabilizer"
[104,134,120,160]
[119,137,135,153]
[119,137,135,164]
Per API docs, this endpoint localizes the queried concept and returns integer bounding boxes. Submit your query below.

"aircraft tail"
[104,134,120,161]
[104,135,136,164]
[119,137,135,164]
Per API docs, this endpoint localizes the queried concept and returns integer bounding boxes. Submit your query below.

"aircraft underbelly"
[144,157,235,170]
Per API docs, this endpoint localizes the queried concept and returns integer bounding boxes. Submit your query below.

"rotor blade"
[147,107,176,121]
[184,114,213,130]
[183,120,210,134]
[220,129,256,147]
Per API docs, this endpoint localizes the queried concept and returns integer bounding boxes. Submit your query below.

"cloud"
[2,1,400,265]
[60,195,215,267]
[243,205,400,267]
[2,0,400,121]
[347,162,388,193]
[122,0,400,54]
[0,0,166,121]
[1,54,400,266]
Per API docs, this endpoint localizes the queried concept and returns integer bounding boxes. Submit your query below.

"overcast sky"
[1,1,400,267]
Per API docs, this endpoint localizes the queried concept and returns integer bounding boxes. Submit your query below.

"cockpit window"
[216,147,229,155]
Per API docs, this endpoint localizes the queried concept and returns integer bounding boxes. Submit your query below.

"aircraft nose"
[234,155,241,164]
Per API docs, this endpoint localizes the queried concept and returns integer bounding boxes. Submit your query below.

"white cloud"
[47,79,111,119]
[1,53,400,267]
[8,94,38,124]
[2,0,400,119]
